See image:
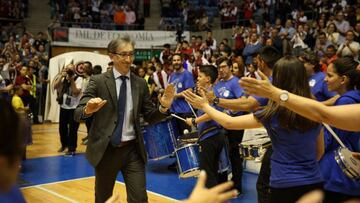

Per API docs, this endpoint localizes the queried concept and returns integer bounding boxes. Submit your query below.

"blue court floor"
[20,154,258,202]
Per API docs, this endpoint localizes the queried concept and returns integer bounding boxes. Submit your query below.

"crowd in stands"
[135,0,360,105]
[0,0,28,19]
[0,30,50,125]
[51,0,144,30]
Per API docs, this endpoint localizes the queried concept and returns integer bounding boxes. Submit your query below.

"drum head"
[335,147,360,180]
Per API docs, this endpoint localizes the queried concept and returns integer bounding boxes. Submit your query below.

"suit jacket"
[74,70,167,167]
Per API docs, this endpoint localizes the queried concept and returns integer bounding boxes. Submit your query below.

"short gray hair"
[107,35,135,53]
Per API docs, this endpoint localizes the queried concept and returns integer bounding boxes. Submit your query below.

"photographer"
[53,63,83,156]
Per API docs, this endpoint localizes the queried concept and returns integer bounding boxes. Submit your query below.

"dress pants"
[95,143,147,203]
[59,107,79,151]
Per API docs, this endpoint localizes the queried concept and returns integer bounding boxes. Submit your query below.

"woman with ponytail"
[321,56,360,202]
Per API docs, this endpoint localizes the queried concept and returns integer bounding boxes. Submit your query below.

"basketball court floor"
[20,124,258,202]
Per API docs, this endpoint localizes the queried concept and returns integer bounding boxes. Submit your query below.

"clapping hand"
[183,89,208,110]
[84,97,107,115]
[239,71,280,100]
[197,86,216,104]
[159,84,175,108]
[184,171,238,203]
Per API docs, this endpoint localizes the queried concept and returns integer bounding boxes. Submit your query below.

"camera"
[66,68,75,77]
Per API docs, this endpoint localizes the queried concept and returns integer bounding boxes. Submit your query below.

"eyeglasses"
[113,51,134,58]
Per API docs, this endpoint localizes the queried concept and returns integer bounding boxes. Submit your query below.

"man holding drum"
[185,65,225,188]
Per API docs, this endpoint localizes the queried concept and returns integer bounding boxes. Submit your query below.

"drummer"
[183,56,325,203]
[212,57,246,196]
[185,65,225,188]
[320,57,360,202]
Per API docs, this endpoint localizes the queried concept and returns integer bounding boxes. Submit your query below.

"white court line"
[21,176,94,189]
[35,186,79,203]
[22,176,181,202]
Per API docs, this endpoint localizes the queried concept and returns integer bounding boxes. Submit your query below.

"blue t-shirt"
[0,185,26,203]
[321,90,360,195]
[214,76,244,116]
[254,111,323,188]
[197,107,222,141]
[168,70,195,113]
[309,72,336,102]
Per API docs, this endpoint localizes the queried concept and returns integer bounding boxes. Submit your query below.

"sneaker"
[57,147,67,153]
[64,151,75,156]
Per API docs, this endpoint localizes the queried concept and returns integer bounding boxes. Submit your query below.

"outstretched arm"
[240,71,360,131]
[183,90,262,130]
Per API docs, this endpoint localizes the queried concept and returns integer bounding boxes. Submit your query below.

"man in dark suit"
[74,35,175,203]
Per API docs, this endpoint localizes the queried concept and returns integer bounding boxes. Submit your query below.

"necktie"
[111,75,128,146]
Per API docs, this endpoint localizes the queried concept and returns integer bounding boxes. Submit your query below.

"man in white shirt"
[337,30,360,60]
[334,11,350,35]
[53,64,83,156]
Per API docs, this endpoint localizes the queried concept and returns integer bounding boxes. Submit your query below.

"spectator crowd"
[50,0,144,30]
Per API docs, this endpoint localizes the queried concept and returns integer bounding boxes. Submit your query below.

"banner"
[52,28,190,49]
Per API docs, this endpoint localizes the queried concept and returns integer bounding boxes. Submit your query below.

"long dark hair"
[331,57,360,91]
[257,56,318,131]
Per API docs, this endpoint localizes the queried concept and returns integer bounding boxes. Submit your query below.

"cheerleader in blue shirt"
[299,50,337,103]
[183,56,324,203]
[321,57,360,203]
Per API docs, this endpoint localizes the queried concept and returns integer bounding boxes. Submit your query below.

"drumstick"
[171,114,186,122]
[186,101,197,118]
[323,123,346,148]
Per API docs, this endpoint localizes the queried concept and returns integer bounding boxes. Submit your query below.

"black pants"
[198,132,225,188]
[59,107,79,151]
[257,147,272,203]
[226,129,244,192]
[22,95,38,123]
[323,190,360,203]
[270,183,323,203]
[95,143,147,203]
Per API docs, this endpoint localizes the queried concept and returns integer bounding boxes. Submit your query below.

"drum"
[240,137,271,160]
[179,131,198,144]
[335,147,360,180]
[142,119,179,160]
[218,145,231,173]
[175,144,200,178]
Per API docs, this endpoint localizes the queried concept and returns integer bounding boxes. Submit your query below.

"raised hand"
[239,71,280,100]
[184,171,238,203]
[198,86,216,104]
[84,97,107,115]
[183,89,208,110]
[159,84,175,108]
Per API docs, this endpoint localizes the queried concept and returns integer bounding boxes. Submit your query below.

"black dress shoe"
[57,147,67,152]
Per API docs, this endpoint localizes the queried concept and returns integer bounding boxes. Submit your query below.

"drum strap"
[198,126,220,140]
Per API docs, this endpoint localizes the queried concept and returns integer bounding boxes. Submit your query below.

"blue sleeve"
[242,45,251,57]
[184,72,195,89]
[336,96,357,105]
[253,95,269,107]
[231,79,244,98]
